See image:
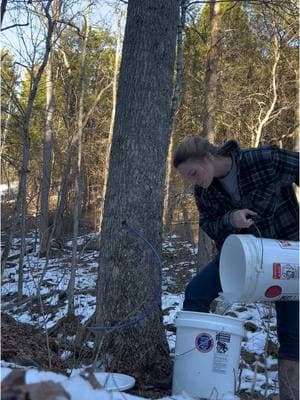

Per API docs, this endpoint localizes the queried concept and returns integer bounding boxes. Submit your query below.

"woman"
[173,135,299,400]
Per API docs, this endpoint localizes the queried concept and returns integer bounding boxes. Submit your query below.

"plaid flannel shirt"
[194,140,299,252]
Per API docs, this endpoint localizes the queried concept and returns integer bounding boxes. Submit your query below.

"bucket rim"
[175,310,244,323]
[174,311,245,336]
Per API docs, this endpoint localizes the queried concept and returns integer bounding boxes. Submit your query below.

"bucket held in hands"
[220,234,299,303]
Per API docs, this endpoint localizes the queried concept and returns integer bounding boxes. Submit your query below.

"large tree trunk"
[94,0,179,382]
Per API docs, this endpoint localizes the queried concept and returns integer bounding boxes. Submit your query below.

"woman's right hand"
[230,209,257,229]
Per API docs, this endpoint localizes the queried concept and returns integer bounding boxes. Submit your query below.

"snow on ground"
[1,362,241,400]
[1,232,279,398]
[1,364,146,400]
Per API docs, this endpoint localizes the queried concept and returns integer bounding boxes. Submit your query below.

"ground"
[1,226,280,399]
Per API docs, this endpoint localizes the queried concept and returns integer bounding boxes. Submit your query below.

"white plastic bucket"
[172,311,244,399]
[94,372,135,391]
[220,234,299,303]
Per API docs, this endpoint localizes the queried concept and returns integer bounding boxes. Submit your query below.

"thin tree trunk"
[39,50,54,255]
[98,8,123,234]
[39,0,61,255]
[52,48,74,243]
[163,0,187,230]
[52,145,73,242]
[0,0,8,25]
[199,0,223,271]
[67,6,90,316]
[17,125,30,300]
[202,0,222,142]
[253,27,280,147]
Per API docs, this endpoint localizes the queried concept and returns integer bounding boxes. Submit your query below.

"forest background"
[0,0,299,394]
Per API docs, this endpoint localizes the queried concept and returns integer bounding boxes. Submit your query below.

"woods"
[1,0,299,397]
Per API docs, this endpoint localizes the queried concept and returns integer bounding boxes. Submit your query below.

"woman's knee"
[276,301,299,360]
[183,261,221,312]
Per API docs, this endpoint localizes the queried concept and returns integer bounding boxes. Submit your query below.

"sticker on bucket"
[277,240,299,250]
[265,285,282,298]
[195,333,214,353]
[280,294,299,301]
[212,332,231,374]
[273,263,299,280]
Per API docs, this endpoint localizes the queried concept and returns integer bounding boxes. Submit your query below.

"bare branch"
[1,21,29,32]
[0,0,8,25]
[56,18,83,37]
[83,81,113,129]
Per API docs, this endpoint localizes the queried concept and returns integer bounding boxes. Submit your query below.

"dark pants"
[183,259,299,361]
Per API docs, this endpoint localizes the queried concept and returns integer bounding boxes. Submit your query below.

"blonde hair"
[173,136,219,168]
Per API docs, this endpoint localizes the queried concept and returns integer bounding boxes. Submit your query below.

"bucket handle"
[253,223,264,272]
[174,347,196,358]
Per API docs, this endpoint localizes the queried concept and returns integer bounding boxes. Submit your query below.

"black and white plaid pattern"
[194,141,299,251]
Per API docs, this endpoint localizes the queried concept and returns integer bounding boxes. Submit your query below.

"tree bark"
[38,0,61,256]
[39,48,54,255]
[202,0,222,142]
[95,0,179,381]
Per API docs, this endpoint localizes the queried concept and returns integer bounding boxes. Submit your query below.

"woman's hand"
[230,209,257,229]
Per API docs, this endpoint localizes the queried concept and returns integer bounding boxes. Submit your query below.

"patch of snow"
[61,351,72,360]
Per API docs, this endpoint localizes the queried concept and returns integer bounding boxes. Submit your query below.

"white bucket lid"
[94,372,135,391]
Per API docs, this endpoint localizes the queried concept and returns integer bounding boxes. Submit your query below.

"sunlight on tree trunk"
[202,0,222,142]
[98,6,123,234]
[198,0,223,271]
[253,23,280,148]
[163,0,187,230]
[67,2,90,316]
[39,49,54,255]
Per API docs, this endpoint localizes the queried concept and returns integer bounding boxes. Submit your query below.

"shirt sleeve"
[195,187,237,251]
[272,146,299,186]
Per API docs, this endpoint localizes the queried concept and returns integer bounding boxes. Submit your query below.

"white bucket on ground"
[172,311,244,400]
[94,372,135,391]
[220,234,299,303]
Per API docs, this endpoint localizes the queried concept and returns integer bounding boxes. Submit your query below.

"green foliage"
[1,50,19,108]
[175,1,298,149]
[1,50,23,178]
[52,26,115,185]
[20,68,46,147]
